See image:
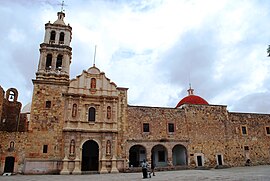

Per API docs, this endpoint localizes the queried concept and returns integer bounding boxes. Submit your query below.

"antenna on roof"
[93,45,97,67]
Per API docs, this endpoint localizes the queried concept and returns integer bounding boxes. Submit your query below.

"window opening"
[266,127,270,135]
[244,146,249,151]
[45,101,51,108]
[46,54,52,69]
[43,145,48,153]
[59,32,65,44]
[56,55,63,70]
[143,123,149,132]
[50,31,56,43]
[8,91,15,102]
[88,107,96,122]
[168,123,174,133]
[241,126,247,135]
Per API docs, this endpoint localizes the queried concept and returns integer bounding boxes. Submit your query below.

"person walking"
[141,159,149,179]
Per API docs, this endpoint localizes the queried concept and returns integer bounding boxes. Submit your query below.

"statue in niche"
[106,140,111,156]
[70,139,75,156]
[72,104,77,117]
[90,78,96,89]
[107,106,111,119]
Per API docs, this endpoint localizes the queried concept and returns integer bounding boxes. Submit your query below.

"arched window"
[46,54,52,69]
[70,139,75,155]
[59,32,65,44]
[107,106,111,119]
[50,31,56,43]
[56,54,63,70]
[72,104,77,117]
[90,78,96,89]
[88,107,96,122]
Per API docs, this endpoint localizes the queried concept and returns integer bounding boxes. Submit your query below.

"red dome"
[176,95,208,108]
[175,87,209,108]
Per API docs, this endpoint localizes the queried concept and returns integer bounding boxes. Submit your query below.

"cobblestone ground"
[1,165,270,181]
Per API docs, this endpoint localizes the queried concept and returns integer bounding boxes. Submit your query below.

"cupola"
[176,86,208,108]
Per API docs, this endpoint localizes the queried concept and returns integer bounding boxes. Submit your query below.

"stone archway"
[129,145,146,167]
[172,144,187,166]
[81,140,99,171]
[151,144,168,167]
[4,156,15,173]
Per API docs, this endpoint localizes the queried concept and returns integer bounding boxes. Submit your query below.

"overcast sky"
[1,0,270,113]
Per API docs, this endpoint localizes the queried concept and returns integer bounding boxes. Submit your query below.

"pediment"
[68,66,118,96]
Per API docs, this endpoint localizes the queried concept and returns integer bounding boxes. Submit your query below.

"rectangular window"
[244,146,249,151]
[45,101,51,108]
[158,151,165,162]
[43,145,48,153]
[266,127,270,135]
[168,123,175,133]
[143,123,149,133]
[241,126,247,135]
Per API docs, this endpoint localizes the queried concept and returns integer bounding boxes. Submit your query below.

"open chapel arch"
[129,145,146,167]
[81,140,99,171]
[172,144,188,166]
[151,144,168,167]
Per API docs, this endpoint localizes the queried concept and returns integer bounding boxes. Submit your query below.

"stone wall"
[226,112,270,166]
[0,132,28,174]
[26,81,68,166]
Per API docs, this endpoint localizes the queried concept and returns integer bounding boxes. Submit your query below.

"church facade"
[0,12,270,175]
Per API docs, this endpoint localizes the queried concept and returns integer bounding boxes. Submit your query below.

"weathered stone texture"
[0,132,28,174]
[28,82,68,160]
[226,113,270,166]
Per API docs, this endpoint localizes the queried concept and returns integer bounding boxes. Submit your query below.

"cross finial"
[59,0,67,12]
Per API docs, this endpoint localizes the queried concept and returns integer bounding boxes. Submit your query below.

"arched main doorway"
[129,145,146,167]
[4,156,15,173]
[172,144,187,166]
[151,144,168,167]
[81,140,99,171]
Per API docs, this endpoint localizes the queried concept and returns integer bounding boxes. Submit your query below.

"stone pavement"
[1,165,270,181]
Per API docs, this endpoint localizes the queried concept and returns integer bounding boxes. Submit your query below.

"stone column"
[60,155,69,175]
[100,155,108,173]
[72,148,82,175]
[100,134,108,173]
[110,134,119,173]
[167,148,173,167]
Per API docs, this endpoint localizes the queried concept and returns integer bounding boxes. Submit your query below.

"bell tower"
[36,11,72,82]
[27,11,72,167]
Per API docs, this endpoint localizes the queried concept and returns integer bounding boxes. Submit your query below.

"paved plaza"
[1,165,270,181]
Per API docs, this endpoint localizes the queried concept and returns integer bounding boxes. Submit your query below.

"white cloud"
[1,0,270,114]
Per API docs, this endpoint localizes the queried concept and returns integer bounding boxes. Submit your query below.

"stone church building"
[0,11,270,175]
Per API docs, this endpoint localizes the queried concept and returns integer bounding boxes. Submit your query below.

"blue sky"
[1,0,270,113]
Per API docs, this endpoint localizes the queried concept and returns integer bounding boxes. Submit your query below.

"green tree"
[267,45,270,56]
